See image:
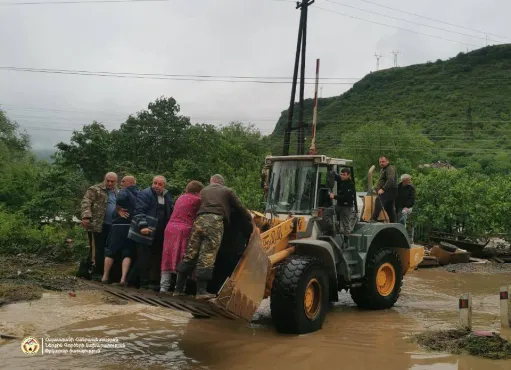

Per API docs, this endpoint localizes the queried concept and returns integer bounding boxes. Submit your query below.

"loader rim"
[304,278,322,320]
[376,263,395,297]
[350,247,403,310]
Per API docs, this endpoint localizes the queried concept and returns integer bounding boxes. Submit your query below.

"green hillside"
[269,44,511,174]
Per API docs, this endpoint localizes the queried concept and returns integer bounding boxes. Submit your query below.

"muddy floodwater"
[1,268,511,370]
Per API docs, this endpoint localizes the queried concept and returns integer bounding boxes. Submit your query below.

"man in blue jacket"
[128,175,174,290]
[102,175,139,285]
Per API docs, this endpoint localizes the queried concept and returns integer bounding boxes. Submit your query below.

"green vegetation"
[1,45,511,261]
[0,98,268,258]
[271,45,511,175]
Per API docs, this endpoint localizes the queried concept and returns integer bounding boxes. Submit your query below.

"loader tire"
[270,256,329,334]
[350,247,403,310]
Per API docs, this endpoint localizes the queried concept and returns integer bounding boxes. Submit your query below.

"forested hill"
[270,44,511,174]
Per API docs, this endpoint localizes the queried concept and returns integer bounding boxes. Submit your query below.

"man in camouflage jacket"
[81,172,119,280]
[174,174,253,300]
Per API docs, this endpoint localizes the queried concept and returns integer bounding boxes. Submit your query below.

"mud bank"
[0,255,93,307]
[414,329,511,360]
[441,262,511,274]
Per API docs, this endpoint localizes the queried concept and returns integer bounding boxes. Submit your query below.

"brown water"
[1,269,510,370]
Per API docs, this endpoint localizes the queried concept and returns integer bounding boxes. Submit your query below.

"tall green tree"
[55,121,112,183]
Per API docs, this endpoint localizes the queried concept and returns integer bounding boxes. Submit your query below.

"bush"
[0,208,87,260]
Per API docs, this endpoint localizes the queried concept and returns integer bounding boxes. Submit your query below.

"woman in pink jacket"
[160,180,203,292]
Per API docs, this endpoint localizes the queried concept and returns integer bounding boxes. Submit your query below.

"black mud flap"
[85,280,241,321]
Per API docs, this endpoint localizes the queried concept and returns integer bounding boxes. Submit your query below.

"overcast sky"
[0,0,508,150]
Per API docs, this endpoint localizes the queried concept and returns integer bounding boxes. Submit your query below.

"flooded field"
[1,268,510,370]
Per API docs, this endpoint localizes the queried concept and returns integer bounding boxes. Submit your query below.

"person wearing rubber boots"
[329,167,356,243]
[80,172,119,281]
[174,174,253,300]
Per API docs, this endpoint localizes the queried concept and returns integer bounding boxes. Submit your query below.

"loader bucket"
[214,226,271,321]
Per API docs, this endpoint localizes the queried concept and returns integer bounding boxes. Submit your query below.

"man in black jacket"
[395,174,415,227]
[329,168,356,241]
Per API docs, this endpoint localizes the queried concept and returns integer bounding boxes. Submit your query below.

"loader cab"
[263,155,354,219]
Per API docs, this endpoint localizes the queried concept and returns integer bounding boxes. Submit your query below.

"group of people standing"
[327,155,416,240]
[371,156,416,226]
[80,172,253,299]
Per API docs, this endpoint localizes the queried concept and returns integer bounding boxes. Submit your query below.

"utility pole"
[320,85,323,98]
[308,58,320,155]
[282,0,315,156]
[374,53,383,71]
[392,50,400,67]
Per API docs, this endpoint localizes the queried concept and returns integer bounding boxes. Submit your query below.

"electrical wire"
[358,0,510,41]
[326,0,498,43]
[313,5,482,48]
[0,67,356,84]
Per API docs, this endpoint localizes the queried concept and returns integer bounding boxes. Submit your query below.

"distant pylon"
[392,50,400,67]
[374,53,383,71]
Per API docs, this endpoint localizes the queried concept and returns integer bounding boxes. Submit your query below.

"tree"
[110,96,191,173]
[55,121,112,183]
[330,121,434,178]
[0,110,30,156]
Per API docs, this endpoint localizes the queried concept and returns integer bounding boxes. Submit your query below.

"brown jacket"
[80,182,118,232]
[197,183,251,225]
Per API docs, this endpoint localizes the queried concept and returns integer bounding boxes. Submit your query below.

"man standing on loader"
[174,174,253,299]
[329,168,356,242]
[372,156,398,223]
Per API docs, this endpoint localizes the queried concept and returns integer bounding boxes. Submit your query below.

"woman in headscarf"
[160,180,203,292]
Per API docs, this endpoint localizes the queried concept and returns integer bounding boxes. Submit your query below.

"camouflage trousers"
[177,213,224,280]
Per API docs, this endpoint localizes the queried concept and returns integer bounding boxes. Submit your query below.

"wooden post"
[459,293,472,330]
[500,286,511,329]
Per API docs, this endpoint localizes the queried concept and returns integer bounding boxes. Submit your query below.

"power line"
[327,0,499,43]
[313,5,482,48]
[358,0,510,41]
[0,0,291,6]
[13,114,511,133]
[0,66,360,80]
[0,66,356,85]
[0,0,169,4]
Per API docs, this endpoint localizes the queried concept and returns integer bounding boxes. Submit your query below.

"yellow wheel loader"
[90,154,424,334]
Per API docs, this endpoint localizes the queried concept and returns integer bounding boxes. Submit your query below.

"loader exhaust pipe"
[367,165,375,195]
[368,165,375,222]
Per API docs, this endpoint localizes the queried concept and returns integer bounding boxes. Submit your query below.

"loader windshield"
[266,160,316,214]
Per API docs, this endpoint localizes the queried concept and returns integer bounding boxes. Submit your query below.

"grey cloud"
[0,0,508,150]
